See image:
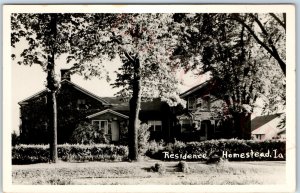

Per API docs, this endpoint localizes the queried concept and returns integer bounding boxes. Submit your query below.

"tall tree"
[11,13,76,162]
[68,13,184,160]
[172,13,285,138]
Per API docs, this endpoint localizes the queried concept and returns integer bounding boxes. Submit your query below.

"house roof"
[277,128,286,135]
[63,80,109,105]
[180,79,214,98]
[18,79,110,106]
[251,113,283,132]
[18,89,47,104]
[102,97,164,112]
[87,109,129,119]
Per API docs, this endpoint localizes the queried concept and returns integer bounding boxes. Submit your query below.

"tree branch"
[250,13,286,76]
[228,15,286,76]
[111,32,135,63]
[269,13,286,31]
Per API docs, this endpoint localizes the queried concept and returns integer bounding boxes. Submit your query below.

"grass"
[12,160,286,185]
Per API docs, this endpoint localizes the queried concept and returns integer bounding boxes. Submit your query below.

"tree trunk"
[128,59,141,161]
[47,14,58,163]
[232,112,251,139]
[47,90,58,163]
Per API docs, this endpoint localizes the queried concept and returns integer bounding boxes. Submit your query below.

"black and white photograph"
[2,4,296,193]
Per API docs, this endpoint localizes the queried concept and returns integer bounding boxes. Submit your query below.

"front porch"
[175,111,226,141]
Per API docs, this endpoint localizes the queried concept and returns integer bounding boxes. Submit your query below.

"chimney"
[61,69,71,81]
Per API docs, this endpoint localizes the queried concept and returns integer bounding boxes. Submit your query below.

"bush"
[138,123,150,156]
[150,163,165,174]
[12,144,128,164]
[145,140,165,158]
[147,139,286,161]
[12,131,20,147]
[12,144,49,164]
[178,161,190,173]
[70,122,108,144]
[206,153,227,165]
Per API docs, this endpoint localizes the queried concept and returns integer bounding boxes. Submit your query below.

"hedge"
[12,144,128,164]
[146,139,286,161]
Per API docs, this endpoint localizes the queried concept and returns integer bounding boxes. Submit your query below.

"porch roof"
[87,109,129,119]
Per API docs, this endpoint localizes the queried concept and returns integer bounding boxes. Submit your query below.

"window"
[188,97,196,110]
[77,99,86,109]
[202,98,210,110]
[180,119,192,133]
[148,120,162,132]
[92,120,109,134]
[196,98,202,108]
[255,134,265,140]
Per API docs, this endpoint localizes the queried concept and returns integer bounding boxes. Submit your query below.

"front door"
[200,121,208,141]
[111,121,119,141]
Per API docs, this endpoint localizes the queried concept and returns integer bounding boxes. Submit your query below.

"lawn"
[12,159,286,185]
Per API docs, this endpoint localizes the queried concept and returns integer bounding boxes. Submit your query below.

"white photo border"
[2,4,296,193]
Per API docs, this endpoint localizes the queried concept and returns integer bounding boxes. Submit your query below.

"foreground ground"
[12,159,286,185]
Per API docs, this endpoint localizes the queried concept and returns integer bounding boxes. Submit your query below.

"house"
[18,69,177,144]
[176,79,252,140]
[251,113,285,140]
[18,70,256,145]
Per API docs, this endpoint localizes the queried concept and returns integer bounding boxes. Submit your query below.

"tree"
[11,13,78,162]
[172,13,285,138]
[68,13,184,161]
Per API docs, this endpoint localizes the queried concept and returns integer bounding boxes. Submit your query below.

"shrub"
[12,144,128,164]
[151,163,165,174]
[147,139,286,161]
[178,161,190,173]
[145,140,165,158]
[12,144,49,164]
[70,122,108,144]
[206,153,227,165]
[138,123,150,156]
[12,131,20,147]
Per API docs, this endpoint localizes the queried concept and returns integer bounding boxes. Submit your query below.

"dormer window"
[202,98,210,111]
[188,97,196,110]
[188,96,210,111]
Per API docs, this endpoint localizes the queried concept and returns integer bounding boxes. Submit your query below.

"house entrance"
[111,121,119,141]
[199,121,209,140]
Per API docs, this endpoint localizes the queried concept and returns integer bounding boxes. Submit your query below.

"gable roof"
[277,128,286,135]
[251,113,282,132]
[18,89,47,105]
[87,109,129,119]
[18,79,110,106]
[63,80,109,105]
[180,79,214,98]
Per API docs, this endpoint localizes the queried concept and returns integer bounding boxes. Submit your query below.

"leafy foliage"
[138,123,151,156]
[67,13,186,160]
[69,122,108,144]
[146,139,286,161]
[11,13,84,162]
[173,13,286,128]
[12,131,20,147]
[12,144,128,164]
